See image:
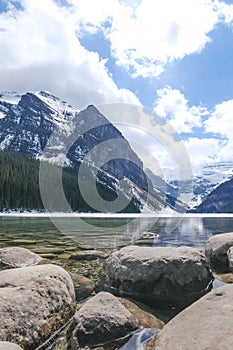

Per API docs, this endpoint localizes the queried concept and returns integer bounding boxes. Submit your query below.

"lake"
[1,214,233,250]
[1,214,233,350]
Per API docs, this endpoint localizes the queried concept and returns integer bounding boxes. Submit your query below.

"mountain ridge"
[0,91,166,213]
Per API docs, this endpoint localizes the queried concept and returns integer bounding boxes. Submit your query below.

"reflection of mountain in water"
[150,217,233,248]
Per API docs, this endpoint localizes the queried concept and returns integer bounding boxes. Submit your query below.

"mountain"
[166,162,233,209]
[0,91,165,213]
[0,151,142,212]
[192,176,233,213]
[144,168,186,212]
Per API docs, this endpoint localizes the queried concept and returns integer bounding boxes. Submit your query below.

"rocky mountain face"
[192,177,233,213]
[0,91,165,212]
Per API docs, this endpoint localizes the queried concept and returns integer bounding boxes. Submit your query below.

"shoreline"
[1,212,233,218]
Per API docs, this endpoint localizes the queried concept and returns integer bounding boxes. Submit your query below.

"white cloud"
[154,87,208,133]
[0,0,140,108]
[154,87,233,168]
[205,99,233,139]
[59,0,223,78]
[184,137,223,166]
[105,0,219,77]
[214,0,233,25]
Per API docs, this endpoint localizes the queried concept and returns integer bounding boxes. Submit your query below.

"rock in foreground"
[205,232,233,273]
[69,272,95,301]
[71,292,139,348]
[0,264,76,349]
[104,246,212,308]
[0,246,42,270]
[155,283,233,350]
[0,343,23,350]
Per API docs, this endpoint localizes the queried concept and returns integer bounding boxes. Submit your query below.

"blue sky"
[0,0,233,176]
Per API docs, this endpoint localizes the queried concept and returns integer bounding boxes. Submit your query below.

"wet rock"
[227,246,233,272]
[39,253,58,259]
[70,250,109,261]
[0,343,23,350]
[77,244,95,250]
[155,284,233,350]
[118,298,164,329]
[69,272,95,301]
[0,264,76,349]
[104,246,212,308]
[10,239,44,245]
[205,232,233,273]
[71,292,139,348]
[0,246,42,270]
[213,272,233,284]
[32,247,65,255]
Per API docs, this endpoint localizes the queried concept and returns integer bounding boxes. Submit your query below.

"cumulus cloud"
[53,0,223,78]
[0,0,140,108]
[154,87,208,133]
[205,99,233,139]
[105,0,219,77]
[184,137,223,167]
[154,87,233,167]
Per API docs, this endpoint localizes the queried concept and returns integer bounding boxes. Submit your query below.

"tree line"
[0,152,140,212]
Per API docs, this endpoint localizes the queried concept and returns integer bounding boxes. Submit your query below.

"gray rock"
[205,232,233,273]
[105,246,212,308]
[0,246,42,270]
[118,297,164,329]
[0,264,76,349]
[155,283,233,350]
[0,343,23,350]
[227,246,233,272]
[71,291,139,348]
[69,272,95,301]
[70,250,108,260]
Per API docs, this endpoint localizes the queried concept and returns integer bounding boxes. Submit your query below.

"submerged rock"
[70,250,109,260]
[0,246,42,270]
[69,272,95,301]
[71,292,139,348]
[155,284,233,349]
[0,264,76,349]
[118,298,164,329]
[104,246,212,308]
[205,232,233,273]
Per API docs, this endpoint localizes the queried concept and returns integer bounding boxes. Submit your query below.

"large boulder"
[71,292,139,348]
[155,283,233,349]
[0,264,76,349]
[104,246,213,308]
[0,246,42,270]
[227,246,233,272]
[205,232,233,273]
[0,343,23,350]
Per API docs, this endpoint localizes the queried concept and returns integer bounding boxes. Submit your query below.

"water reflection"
[152,217,233,249]
[0,216,233,249]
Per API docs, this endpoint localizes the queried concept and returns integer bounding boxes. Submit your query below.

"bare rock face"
[71,292,139,348]
[104,246,213,308]
[0,264,76,349]
[205,232,233,273]
[155,284,233,350]
[0,246,42,270]
[0,343,23,350]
